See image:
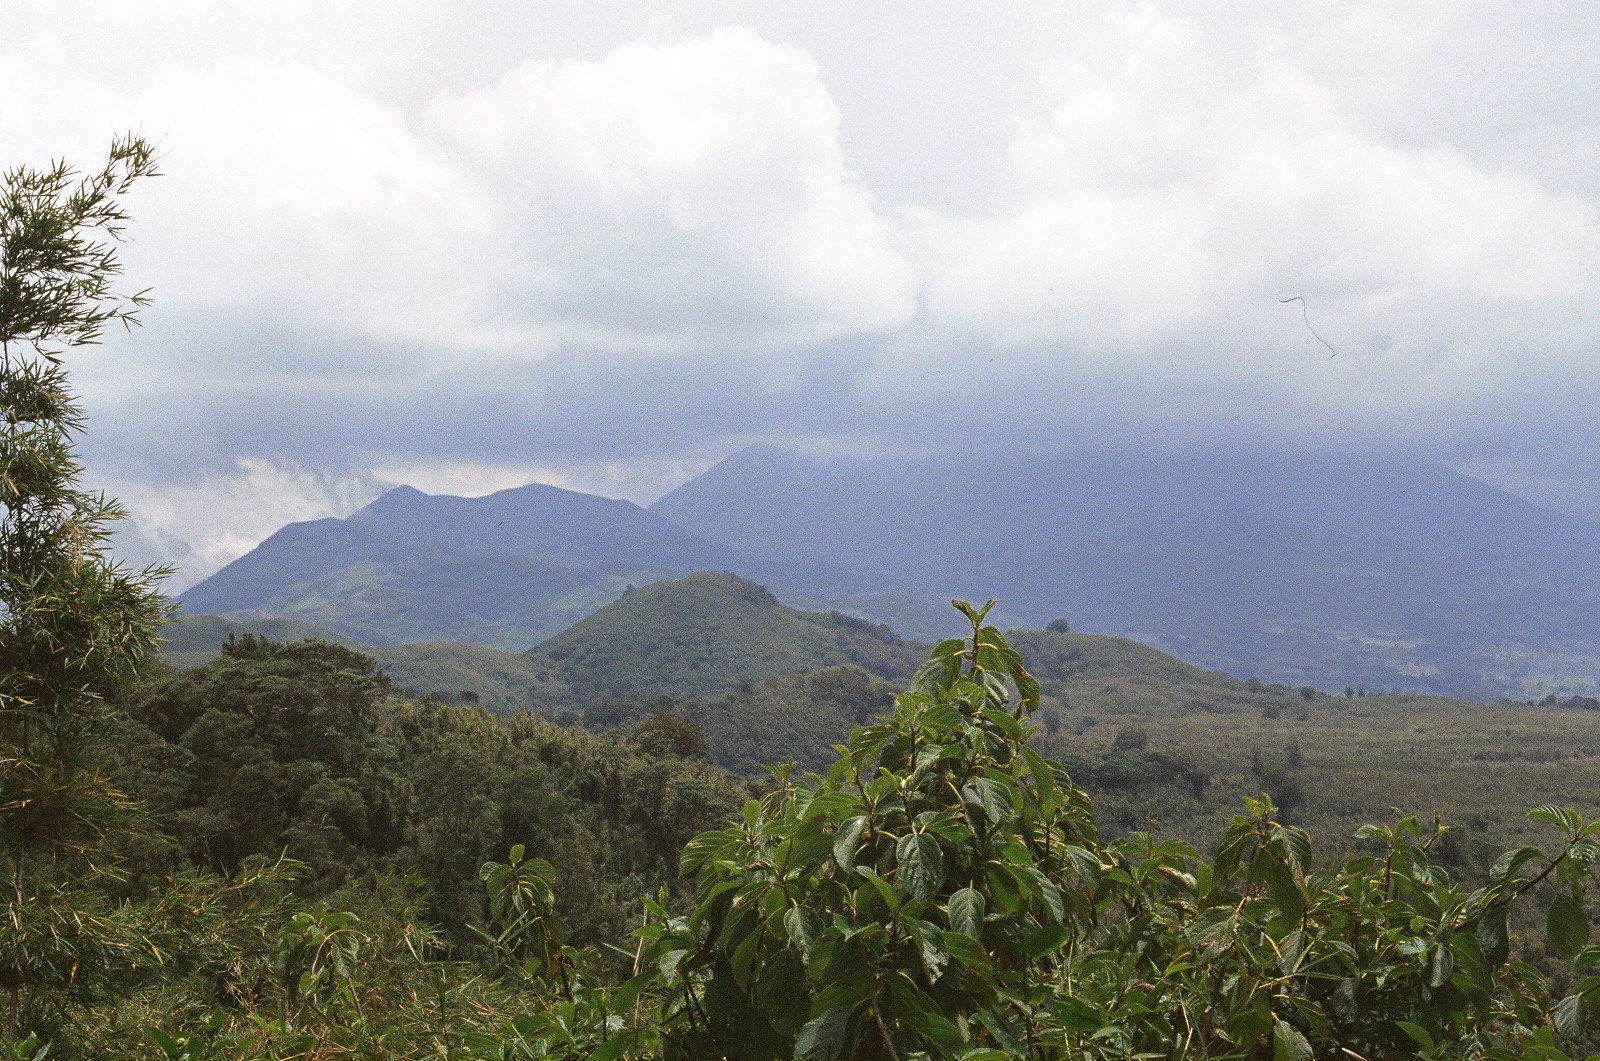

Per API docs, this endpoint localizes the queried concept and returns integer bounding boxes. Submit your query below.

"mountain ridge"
[650,445,1600,697]
[180,481,741,649]
[170,446,1600,698]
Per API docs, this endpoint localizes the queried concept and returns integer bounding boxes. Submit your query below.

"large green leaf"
[1064,845,1101,889]
[1530,805,1584,836]
[947,887,985,939]
[1052,995,1107,1033]
[1186,906,1238,959]
[1549,893,1591,959]
[1023,923,1072,960]
[784,906,818,954]
[907,918,949,981]
[973,1009,1024,1055]
[1266,859,1306,926]
[1394,1022,1434,1055]
[965,777,1014,825]
[1553,992,1589,1040]
[1489,845,1543,885]
[1272,1021,1314,1061]
[1476,904,1509,960]
[833,816,867,872]
[985,862,1023,914]
[795,1005,854,1061]
[587,1036,631,1061]
[897,833,944,905]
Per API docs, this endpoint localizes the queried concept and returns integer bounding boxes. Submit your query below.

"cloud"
[110,459,383,590]
[3,22,913,357]
[911,3,1600,387]
[5,2,1599,583]
[422,26,916,350]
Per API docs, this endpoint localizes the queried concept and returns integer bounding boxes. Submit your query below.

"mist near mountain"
[651,445,1600,697]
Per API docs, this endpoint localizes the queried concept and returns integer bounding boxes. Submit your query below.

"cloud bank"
[1,1,1595,586]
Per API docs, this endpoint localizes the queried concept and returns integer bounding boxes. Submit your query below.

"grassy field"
[1025,630,1600,868]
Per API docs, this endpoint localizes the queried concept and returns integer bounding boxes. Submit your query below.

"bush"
[1112,725,1148,751]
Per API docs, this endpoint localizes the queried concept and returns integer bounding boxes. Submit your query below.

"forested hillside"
[164,613,573,714]
[526,571,923,705]
[43,622,1600,1058]
[166,586,1600,871]
[112,637,750,951]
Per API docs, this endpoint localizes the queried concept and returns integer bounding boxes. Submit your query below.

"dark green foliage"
[586,665,900,777]
[1110,725,1146,751]
[631,706,709,761]
[365,640,572,714]
[117,637,398,884]
[1005,624,1229,688]
[1056,746,1208,800]
[166,614,576,716]
[159,612,355,669]
[114,637,750,951]
[15,599,1600,1058]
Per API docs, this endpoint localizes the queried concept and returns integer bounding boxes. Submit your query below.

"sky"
[3,1,1597,590]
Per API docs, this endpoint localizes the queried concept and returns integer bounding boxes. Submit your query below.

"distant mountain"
[527,570,923,705]
[177,446,1600,699]
[651,445,1600,698]
[179,483,739,650]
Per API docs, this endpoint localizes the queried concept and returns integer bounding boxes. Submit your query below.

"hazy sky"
[3,1,1597,588]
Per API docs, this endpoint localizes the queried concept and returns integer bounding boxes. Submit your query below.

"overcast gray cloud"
[2,1,1596,587]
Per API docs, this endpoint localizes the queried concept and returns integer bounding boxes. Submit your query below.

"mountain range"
[177,445,1600,698]
[166,570,921,715]
[179,482,738,649]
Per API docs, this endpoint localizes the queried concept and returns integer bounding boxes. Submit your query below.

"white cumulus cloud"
[911,2,1600,401]
[424,26,916,351]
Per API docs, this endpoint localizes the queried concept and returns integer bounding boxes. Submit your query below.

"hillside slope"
[161,613,357,671]
[652,445,1600,698]
[179,483,740,649]
[528,571,923,705]
[165,613,571,715]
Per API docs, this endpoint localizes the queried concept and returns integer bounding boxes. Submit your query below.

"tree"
[0,137,168,1044]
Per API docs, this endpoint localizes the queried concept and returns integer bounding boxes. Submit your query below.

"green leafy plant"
[634,599,1600,1059]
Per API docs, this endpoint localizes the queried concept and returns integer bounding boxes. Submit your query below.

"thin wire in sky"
[1280,296,1336,358]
